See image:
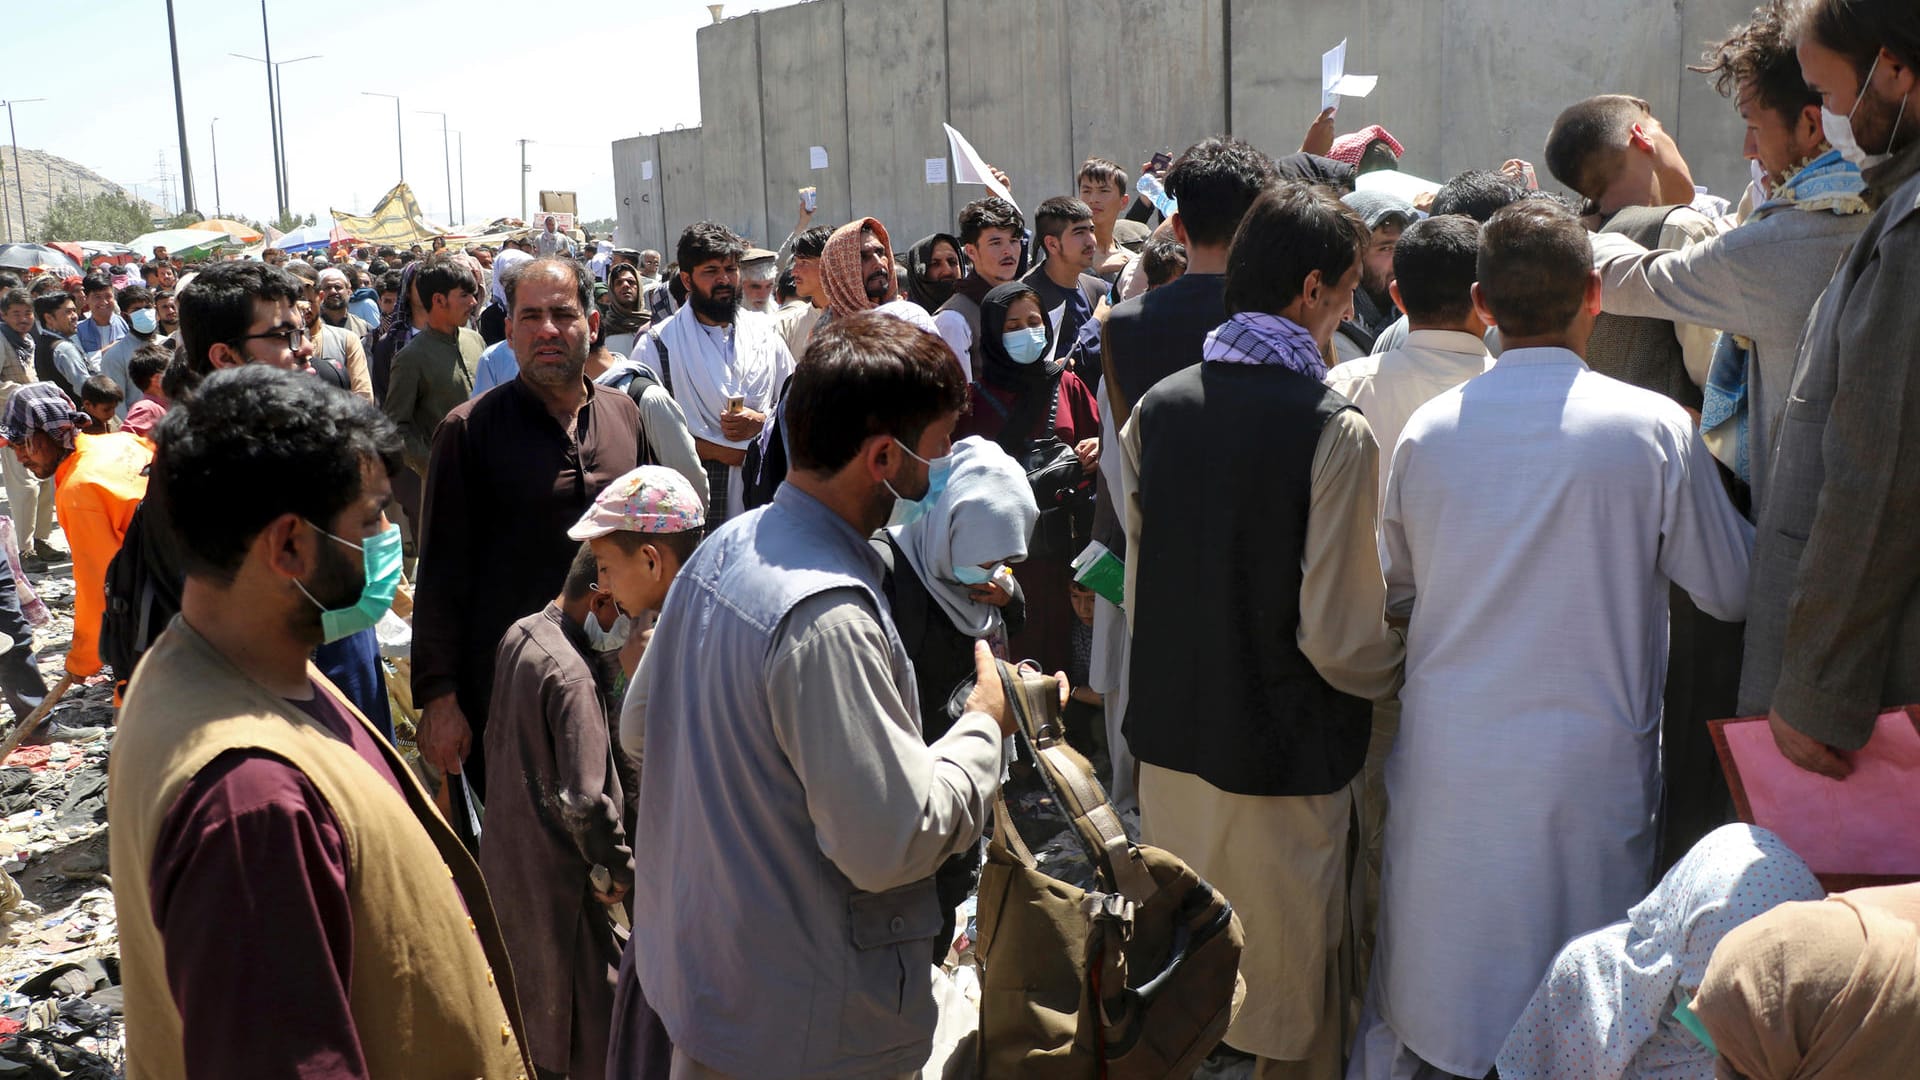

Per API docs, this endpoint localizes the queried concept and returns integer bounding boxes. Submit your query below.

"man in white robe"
[1351,200,1752,1080]
[635,223,795,525]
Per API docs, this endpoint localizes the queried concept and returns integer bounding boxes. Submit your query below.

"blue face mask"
[295,520,404,643]
[953,564,996,585]
[884,437,952,525]
[1002,325,1050,365]
[129,308,158,335]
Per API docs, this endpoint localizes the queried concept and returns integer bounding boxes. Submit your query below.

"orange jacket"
[55,431,151,677]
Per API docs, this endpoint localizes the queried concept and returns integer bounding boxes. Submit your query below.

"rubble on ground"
[1,548,125,1078]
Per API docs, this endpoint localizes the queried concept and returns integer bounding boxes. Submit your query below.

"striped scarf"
[1201,312,1328,380]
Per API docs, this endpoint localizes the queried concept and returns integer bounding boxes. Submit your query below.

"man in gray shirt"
[613,313,1034,1079]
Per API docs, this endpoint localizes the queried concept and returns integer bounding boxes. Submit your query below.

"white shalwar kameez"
[1352,347,1753,1079]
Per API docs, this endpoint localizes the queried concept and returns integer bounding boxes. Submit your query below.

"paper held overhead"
[809,145,830,170]
[942,123,1017,209]
[1356,169,1443,205]
[925,158,948,185]
[1322,39,1379,109]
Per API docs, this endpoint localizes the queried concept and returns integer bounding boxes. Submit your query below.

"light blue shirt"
[75,313,127,356]
[96,333,152,418]
[470,338,520,398]
[48,334,96,395]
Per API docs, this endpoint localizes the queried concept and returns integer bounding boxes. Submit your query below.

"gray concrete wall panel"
[611,134,665,255]
[758,1,853,248]
[945,0,1075,227]
[637,2,1778,250]
[1068,0,1228,201]
[844,0,955,248]
[659,127,707,261]
[697,15,770,247]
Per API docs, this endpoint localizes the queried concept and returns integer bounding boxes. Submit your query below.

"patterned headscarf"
[0,383,91,452]
[1328,125,1405,167]
[378,260,422,352]
[821,217,893,318]
[1496,825,1824,1079]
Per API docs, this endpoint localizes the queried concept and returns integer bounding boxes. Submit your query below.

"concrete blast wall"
[615,0,1761,255]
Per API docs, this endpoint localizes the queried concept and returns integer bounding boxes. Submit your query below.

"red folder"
[1711,707,1920,891]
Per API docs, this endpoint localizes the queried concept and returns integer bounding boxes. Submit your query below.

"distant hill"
[0,148,164,244]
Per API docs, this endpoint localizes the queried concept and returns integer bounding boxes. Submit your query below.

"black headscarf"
[1273,152,1359,193]
[600,262,648,337]
[977,281,1063,393]
[904,233,967,312]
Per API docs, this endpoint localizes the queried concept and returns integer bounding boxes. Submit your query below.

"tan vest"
[108,618,534,1080]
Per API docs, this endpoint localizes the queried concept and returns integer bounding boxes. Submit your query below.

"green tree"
[162,210,204,231]
[35,190,154,244]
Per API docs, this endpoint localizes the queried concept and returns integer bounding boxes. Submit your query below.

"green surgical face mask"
[295,520,404,643]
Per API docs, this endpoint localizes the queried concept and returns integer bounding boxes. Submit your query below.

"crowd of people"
[0,0,1911,1076]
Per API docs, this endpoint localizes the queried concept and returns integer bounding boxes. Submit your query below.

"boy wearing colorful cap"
[476,463,701,1080]
[567,464,707,656]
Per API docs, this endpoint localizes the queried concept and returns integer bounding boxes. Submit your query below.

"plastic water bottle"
[1136,173,1178,217]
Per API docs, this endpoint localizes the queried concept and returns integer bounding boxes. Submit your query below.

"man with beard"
[153,287,179,339]
[290,266,374,401]
[1,383,151,687]
[1333,191,1415,363]
[1021,196,1108,363]
[318,268,373,340]
[412,259,642,842]
[97,285,162,418]
[633,223,794,526]
[738,248,779,315]
[1741,0,1920,779]
[637,249,662,286]
[818,217,942,339]
[934,197,1025,382]
[108,366,534,1078]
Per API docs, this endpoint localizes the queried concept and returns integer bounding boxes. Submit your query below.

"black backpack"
[99,497,182,685]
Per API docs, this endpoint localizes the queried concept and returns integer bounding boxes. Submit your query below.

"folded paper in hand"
[1711,707,1920,885]
[1322,39,1379,110]
[943,123,1017,209]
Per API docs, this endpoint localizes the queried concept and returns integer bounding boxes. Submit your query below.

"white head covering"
[1496,824,1824,1080]
[887,436,1038,638]
[491,247,533,310]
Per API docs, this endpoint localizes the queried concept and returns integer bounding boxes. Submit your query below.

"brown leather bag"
[975,662,1245,1079]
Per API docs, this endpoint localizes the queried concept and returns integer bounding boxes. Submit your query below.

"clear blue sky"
[2,0,800,226]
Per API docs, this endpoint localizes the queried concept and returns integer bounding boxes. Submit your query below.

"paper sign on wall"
[641,160,654,181]
[1322,39,1379,109]
[941,123,1016,209]
[925,158,948,185]
[809,146,829,170]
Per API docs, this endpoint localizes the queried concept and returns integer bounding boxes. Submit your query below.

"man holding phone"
[634,223,795,527]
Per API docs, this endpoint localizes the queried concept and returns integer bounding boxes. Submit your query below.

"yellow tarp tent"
[331,182,448,246]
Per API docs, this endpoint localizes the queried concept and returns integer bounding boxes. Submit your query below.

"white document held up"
[640,160,654,181]
[925,157,948,185]
[1322,39,1379,109]
[942,123,1017,209]
[809,145,829,170]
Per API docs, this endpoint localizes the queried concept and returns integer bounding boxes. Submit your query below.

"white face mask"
[583,610,631,653]
[1822,52,1909,170]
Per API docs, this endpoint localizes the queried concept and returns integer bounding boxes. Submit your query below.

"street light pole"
[1,100,43,241]
[362,92,403,189]
[258,1,284,222]
[210,118,223,218]
[164,0,197,214]
[231,53,320,220]
[518,138,533,223]
[417,110,452,225]
[453,130,466,224]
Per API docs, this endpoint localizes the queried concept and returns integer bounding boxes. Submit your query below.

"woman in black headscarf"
[953,280,1101,677]
[903,232,968,313]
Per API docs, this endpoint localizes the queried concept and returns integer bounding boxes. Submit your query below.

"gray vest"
[631,486,942,1078]
[1589,205,1701,411]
